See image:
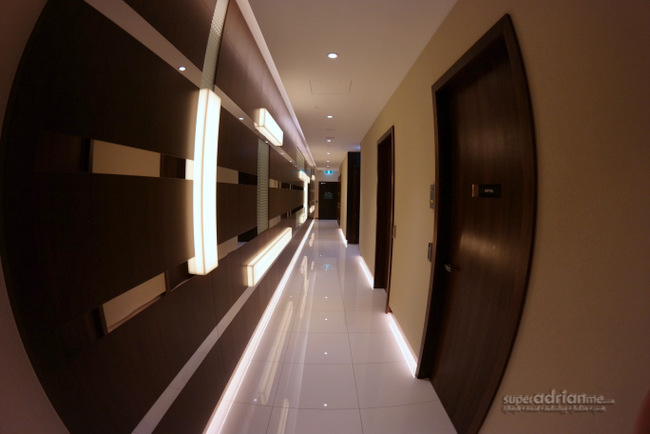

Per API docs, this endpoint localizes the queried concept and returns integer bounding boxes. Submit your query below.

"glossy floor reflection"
[219,220,456,434]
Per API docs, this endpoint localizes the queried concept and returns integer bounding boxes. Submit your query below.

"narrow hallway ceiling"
[245,0,457,171]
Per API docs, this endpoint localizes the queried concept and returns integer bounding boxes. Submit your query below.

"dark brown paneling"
[42,274,217,434]
[34,131,91,173]
[158,221,311,433]
[5,174,193,339]
[160,154,186,179]
[154,342,227,434]
[4,0,197,162]
[269,147,299,184]
[218,108,259,175]
[216,1,304,164]
[217,183,257,242]
[269,188,303,219]
[123,0,217,69]
[0,0,313,432]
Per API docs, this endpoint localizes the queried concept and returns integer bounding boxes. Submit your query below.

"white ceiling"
[245,0,457,172]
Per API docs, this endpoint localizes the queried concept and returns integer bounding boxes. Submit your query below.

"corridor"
[210,220,456,433]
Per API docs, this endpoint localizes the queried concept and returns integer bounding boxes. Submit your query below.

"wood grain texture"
[419,15,536,434]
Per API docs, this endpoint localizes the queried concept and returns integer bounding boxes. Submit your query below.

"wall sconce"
[298,170,310,184]
[245,228,292,287]
[254,108,283,147]
[187,88,221,275]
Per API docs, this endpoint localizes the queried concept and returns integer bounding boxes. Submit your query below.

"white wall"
[359,0,650,432]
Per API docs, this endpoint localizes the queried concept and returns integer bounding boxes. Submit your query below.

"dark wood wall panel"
[217,108,259,175]
[269,189,304,218]
[0,1,314,432]
[217,182,257,242]
[123,0,217,69]
[216,1,304,164]
[44,275,217,433]
[269,148,300,184]
[157,221,310,433]
[5,0,197,161]
[5,174,193,337]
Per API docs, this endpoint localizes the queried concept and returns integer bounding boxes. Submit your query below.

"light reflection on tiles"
[217,221,456,434]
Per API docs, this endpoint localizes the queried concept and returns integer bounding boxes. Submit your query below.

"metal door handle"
[444,263,458,272]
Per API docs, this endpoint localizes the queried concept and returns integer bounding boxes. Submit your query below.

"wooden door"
[418,16,536,434]
[373,128,395,307]
[318,181,339,220]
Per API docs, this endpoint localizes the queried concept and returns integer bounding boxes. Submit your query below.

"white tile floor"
[217,220,456,434]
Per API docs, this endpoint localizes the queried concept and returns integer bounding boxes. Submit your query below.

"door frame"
[373,127,395,312]
[417,15,537,433]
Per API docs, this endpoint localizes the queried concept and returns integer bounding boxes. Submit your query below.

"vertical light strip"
[201,0,229,89]
[188,89,221,275]
[257,139,269,234]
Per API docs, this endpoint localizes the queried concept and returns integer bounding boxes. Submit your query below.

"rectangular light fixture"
[188,88,221,275]
[254,108,283,146]
[298,170,310,184]
[245,228,292,287]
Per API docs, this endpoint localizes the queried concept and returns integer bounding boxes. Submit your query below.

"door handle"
[444,263,458,272]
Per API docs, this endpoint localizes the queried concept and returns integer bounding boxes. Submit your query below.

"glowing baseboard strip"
[338,228,348,246]
[188,88,221,275]
[204,220,314,434]
[358,257,374,288]
[388,313,418,377]
[245,227,293,287]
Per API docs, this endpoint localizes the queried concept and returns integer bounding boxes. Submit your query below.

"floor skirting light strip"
[338,228,348,246]
[132,221,314,434]
[203,219,315,434]
[387,313,418,377]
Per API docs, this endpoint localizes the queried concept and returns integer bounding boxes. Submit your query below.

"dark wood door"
[419,16,536,434]
[318,181,339,220]
[373,128,395,304]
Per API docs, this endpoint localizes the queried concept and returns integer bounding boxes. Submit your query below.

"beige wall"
[0,0,68,432]
[359,0,650,432]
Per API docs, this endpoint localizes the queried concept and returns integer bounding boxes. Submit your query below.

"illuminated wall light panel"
[254,108,283,147]
[188,88,221,275]
[245,228,293,287]
[298,170,310,184]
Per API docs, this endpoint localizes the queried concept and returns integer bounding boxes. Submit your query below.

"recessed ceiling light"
[326,139,332,143]
[238,117,244,121]
[178,66,186,71]
[327,152,330,155]
[326,115,333,119]
[327,52,338,59]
